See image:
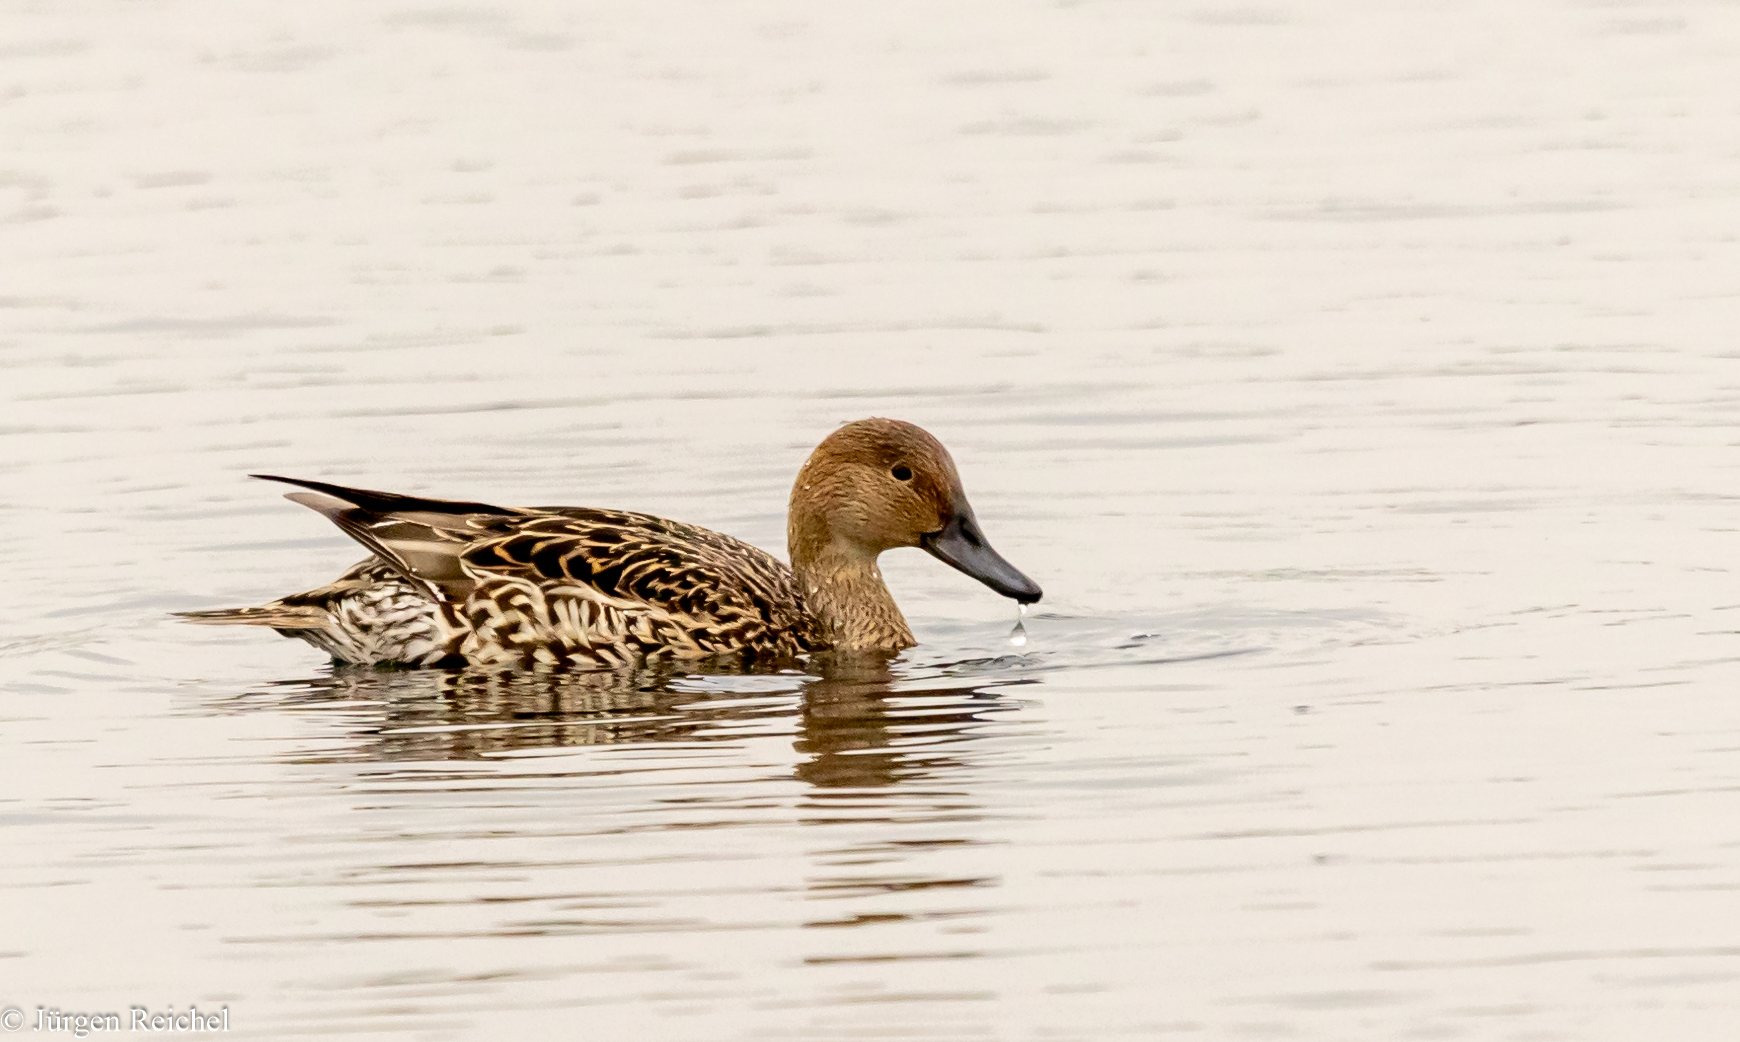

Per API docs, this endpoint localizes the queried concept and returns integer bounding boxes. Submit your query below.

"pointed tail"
[174,605,328,630]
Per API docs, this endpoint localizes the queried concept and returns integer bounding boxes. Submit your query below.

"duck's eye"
[891,464,912,482]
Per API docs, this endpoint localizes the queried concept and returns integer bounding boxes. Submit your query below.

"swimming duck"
[178,418,1042,668]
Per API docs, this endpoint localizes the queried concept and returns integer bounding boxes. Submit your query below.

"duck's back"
[457,507,823,666]
[180,479,824,668]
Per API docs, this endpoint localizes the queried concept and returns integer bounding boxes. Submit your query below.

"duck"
[177,418,1042,668]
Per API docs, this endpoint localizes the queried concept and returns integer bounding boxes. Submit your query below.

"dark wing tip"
[249,473,364,504]
[245,474,513,516]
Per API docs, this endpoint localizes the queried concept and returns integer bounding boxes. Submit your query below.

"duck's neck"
[789,538,915,652]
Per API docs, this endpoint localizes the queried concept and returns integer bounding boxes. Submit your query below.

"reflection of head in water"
[797,652,1002,790]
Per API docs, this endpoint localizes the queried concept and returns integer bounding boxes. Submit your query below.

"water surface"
[5,1,1740,1038]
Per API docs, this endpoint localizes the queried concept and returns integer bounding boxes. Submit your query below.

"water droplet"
[1008,608,1027,648]
[1018,604,1028,617]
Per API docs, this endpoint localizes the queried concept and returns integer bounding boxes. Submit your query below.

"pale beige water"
[4,1,1740,1038]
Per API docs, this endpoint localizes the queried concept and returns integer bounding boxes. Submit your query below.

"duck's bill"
[920,509,1043,604]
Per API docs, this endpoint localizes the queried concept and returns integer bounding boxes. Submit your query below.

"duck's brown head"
[787,418,1042,604]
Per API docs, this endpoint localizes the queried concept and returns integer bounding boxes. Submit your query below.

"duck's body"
[182,495,823,667]
[179,419,1041,668]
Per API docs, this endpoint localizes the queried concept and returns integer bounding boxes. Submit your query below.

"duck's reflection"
[219,653,1029,789]
[796,653,1001,790]
[210,656,1025,951]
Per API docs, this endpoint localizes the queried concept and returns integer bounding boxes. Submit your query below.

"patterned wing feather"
[254,475,525,604]
[458,509,821,663]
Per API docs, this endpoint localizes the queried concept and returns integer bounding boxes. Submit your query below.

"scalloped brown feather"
[453,508,821,666]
